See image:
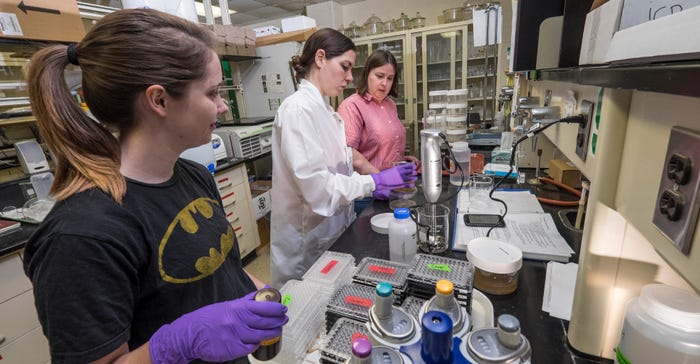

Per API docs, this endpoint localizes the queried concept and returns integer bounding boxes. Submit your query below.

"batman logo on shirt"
[158,197,234,284]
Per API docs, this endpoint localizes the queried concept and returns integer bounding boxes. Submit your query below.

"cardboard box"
[0,0,84,42]
[578,0,623,65]
[254,26,280,37]
[251,181,272,220]
[281,15,316,32]
[548,159,582,188]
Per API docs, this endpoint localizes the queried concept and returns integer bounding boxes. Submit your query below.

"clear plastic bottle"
[450,142,471,186]
[388,208,417,263]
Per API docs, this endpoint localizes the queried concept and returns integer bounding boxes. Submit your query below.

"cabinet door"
[466,26,498,126]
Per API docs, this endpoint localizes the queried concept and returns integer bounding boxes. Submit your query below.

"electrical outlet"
[575,100,594,161]
[652,126,700,254]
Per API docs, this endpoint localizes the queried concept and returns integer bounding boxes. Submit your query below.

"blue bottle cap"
[394,207,410,219]
[420,310,454,364]
[376,282,393,297]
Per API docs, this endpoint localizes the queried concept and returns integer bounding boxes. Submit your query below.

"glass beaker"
[415,204,450,254]
[468,174,493,212]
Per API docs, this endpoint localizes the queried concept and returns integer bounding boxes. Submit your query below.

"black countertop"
[329,173,612,364]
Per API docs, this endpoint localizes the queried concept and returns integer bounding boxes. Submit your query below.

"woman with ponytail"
[23,9,287,364]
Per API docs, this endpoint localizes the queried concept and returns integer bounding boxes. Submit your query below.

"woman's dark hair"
[356,49,399,98]
[26,8,216,204]
[291,28,355,82]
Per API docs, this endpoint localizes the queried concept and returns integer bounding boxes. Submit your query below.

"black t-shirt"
[23,159,256,363]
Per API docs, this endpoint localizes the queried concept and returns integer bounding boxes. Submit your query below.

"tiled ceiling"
[83,0,360,26]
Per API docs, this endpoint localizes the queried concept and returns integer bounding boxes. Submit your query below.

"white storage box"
[578,0,623,65]
[281,15,317,32]
[254,26,280,37]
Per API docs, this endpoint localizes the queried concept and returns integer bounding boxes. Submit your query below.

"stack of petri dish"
[445,89,468,143]
[352,257,410,304]
[320,318,371,364]
[275,279,327,362]
[325,283,377,333]
[302,251,356,298]
[405,254,475,313]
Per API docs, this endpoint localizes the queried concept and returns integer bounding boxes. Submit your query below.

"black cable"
[485,114,586,236]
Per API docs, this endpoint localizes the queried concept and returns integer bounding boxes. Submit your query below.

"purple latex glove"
[371,163,417,200]
[149,290,288,364]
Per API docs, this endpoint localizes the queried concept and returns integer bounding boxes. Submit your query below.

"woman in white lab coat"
[270,28,417,288]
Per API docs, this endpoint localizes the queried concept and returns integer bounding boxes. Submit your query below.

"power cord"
[485,114,586,237]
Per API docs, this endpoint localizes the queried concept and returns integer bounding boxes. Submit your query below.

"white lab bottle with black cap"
[388,207,417,264]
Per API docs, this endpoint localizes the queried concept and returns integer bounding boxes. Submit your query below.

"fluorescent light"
[195,2,236,18]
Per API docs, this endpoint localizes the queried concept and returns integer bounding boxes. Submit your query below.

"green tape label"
[281,293,292,307]
[427,264,451,272]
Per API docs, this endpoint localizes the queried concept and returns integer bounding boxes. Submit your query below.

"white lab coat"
[270,80,375,288]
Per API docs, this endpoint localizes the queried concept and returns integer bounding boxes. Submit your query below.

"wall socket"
[652,126,700,254]
[575,100,594,161]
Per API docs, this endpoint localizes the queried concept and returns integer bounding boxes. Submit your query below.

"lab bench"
[329,172,611,364]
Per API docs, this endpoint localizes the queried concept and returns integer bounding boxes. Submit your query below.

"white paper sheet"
[473,5,503,46]
[458,190,544,215]
[542,262,578,321]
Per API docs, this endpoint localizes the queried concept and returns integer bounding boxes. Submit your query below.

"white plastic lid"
[451,141,469,151]
[446,116,468,122]
[429,90,448,96]
[638,284,700,332]
[370,213,394,234]
[446,129,467,135]
[447,89,468,96]
[446,103,468,109]
[429,103,447,109]
[466,237,523,274]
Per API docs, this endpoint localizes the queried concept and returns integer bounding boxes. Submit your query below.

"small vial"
[251,288,282,361]
[517,171,526,184]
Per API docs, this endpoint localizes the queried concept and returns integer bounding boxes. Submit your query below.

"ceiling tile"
[254,0,291,6]
[228,12,262,24]
[277,1,308,12]
[227,0,267,13]
[246,6,292,18]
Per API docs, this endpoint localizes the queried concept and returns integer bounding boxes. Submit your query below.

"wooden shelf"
[255,28,319,47]
[0,116,35,126]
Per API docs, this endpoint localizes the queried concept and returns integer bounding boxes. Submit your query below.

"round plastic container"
[434,115,447,132]
[445,128,467,143]
[446,104,468,118]
[447,89,468,105]
[429,90,448,107]
[616,284,700,364]
[466,237,522,295]
[450,142,470,186]
[446,115,467,130]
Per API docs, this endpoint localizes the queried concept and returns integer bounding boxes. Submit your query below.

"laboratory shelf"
[537,60,700,98]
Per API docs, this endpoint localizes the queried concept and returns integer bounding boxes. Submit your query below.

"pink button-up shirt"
[337,93,406,171]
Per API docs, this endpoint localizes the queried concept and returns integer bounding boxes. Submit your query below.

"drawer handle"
[218,183,233,191]
[217,177,230,183]
[224,199,237,208]
[221,191,236,200]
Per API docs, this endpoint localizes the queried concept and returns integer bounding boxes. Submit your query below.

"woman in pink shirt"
[338,49,418,175]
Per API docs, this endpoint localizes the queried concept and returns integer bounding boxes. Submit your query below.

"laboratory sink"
[554,208,584,262]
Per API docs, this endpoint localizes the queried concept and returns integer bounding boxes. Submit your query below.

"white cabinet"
[337,20,500,155]
[214,164,260,258]
[0,253,50,363]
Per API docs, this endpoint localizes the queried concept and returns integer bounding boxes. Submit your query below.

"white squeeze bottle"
[388,207,417,263]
